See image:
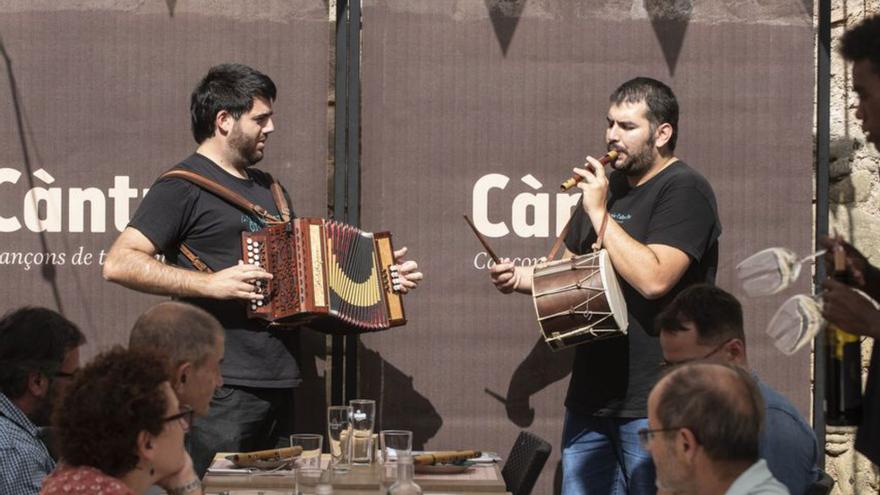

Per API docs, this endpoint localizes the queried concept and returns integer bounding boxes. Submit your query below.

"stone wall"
[827,1,880,493]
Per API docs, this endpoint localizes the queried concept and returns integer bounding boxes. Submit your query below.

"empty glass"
[295,466,324,495]
[766,294,826,355]
[379,430,413,493]
[291,433,323,469]
[349,399,376,465]
[736,247,825,297]
[327,405,353,473]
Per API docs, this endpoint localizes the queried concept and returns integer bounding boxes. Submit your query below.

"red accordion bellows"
[241,218,406,334]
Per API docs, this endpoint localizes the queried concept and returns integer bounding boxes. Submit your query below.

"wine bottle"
[826,246,863,426]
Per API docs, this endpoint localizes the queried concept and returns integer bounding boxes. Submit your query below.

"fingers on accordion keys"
[389,266,403,293]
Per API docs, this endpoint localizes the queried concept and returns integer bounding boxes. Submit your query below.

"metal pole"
[813,0,831,466]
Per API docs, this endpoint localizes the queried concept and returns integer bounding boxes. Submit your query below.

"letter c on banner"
[472,174,509,238]
[0,168,22,232]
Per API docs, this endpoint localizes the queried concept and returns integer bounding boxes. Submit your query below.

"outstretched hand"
[393,246,423,293]
[822,278,880,339]
[819,235,868,287]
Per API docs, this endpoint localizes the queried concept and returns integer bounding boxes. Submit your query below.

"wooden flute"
[559,150,619,191]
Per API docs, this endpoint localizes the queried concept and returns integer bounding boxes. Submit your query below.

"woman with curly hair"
[40,347,202,495]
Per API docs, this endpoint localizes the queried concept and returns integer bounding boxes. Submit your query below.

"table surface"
[202,454,510,495]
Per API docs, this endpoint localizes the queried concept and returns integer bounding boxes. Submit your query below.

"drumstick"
[414,450,482,465]
[463,215,501,263]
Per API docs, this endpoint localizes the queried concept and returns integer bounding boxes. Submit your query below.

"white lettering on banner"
[472,251,545,270]
[471,173,579,239]
[0,168,144,233]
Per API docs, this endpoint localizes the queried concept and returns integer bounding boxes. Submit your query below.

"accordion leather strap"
[160,170,285,225]
[270,181,291,222]
[180,243,212,273]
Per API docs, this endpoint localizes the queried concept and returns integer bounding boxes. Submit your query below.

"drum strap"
[545,210,610,261]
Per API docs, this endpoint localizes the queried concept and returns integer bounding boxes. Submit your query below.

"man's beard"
[229,126,264,167]
[30,392,52,426]
[612,135,655,177]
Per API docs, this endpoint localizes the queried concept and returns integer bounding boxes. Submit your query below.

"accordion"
[241,218,406,333]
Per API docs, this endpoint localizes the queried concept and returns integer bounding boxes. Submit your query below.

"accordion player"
[241,217,407,334]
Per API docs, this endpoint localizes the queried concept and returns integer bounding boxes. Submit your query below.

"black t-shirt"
[129,154,301,388]
[563,161,721,417]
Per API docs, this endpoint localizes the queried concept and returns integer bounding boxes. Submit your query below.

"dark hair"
[53,347,170,477]
[840,15,880,75]
[610,77,679,151]
[656,363,764,464]
[190,63,277,144]
[129,301,223,372]
[655,284,744,345]
[0,307,86,398]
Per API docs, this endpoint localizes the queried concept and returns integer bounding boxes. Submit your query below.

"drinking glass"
[736,247,826,297]
[327,405,353,473]
[295,466,324,495]
[290,433,323,469]
[379,430,412,463]
[349,399,376,464]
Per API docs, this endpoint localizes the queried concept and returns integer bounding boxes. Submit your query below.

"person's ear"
[174,362,192,392]
[678,428,699,462]
[654,122,673,150]
[216,110,234,135]
[726,339,747,362]
[27,371,49,398]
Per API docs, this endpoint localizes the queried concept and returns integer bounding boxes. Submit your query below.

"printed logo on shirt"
[241,214,264,232]
[611,212,632,223]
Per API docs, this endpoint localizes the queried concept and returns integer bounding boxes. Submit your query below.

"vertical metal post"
[813,0,831,467]
[332,0,362,406]
[344,0,362,405]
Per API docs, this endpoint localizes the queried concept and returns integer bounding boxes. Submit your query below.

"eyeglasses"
[637,427,686,448]
[163,405,194,432]
[661,338,733,368]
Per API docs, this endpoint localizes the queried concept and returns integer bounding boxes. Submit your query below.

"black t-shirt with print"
[563,161,721,417]
[129,153,301,388]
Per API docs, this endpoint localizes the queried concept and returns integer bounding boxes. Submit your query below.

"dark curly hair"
[53,347,170,477]
[840,15,880,75]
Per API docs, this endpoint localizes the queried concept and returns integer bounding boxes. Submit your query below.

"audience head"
[129,301,224,416]
[0,307,86,424]
[655,284,747,368]
[645,362,764,493]
[53,347,191,482]
[840,15,880,148]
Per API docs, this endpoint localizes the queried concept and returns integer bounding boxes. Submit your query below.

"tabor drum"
[531,249,628,351]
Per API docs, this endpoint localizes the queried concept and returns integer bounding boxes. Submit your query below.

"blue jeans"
[190,385,296,476]
[561,410,656,495]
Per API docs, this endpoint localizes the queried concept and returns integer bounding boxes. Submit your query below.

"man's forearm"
[103,248,209,298]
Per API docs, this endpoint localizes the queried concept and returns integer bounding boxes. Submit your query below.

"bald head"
[652,363,764,464]
[129,301,223,371]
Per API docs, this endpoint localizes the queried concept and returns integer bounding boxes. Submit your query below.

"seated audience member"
[0,307,85,495]
[645,362,789,495]
[129,301,224,417]
[41,347,202,495]
[655,284,819,494]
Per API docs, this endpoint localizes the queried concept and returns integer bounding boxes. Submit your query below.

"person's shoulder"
[756,377,813,431]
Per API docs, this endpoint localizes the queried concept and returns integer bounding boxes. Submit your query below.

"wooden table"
[202,454,510,495]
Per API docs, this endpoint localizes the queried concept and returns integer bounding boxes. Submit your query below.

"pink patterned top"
[40,465,135,495]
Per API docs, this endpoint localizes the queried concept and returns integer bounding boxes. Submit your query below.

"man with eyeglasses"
[0,307,86,495]
[644,362,788,494]
[129,302,222,495]
[655,285,819,495]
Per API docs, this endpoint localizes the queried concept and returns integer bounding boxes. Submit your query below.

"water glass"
[295,466,324,495]
[327,405,353,472]
[349,399,376,464]
[290,433,323,469]
[379,429,412,463]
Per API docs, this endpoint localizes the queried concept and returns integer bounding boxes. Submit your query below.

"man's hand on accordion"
[392,247,423,294]
[205,261,274,300]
